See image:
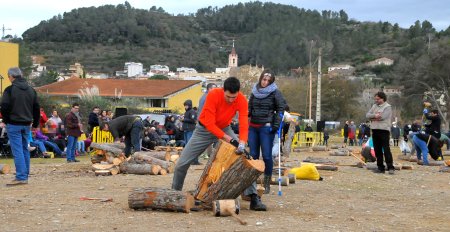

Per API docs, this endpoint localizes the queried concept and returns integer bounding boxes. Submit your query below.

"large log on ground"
[90,142,123,155]
[365,163,402,171]
[128,187,194,213]
[293,147,310,152]
[119,162,161,175]
[312,146,328,151]
[0,164,11,174]
[314,164,338,171]
[417,160,445,166]
[330,144,340,149]
[439,166,450,173]
[194,140,265,205]
[92,163,115,171]
[329,150,349,156]
[303,156,339,165]
[442,150,450,156]
[256,176,289,186]
[132,153,175,173]
[282,123,296,158]
[133,151,170,162]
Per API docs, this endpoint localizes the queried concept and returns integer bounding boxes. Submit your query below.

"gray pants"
[172,124,240,191]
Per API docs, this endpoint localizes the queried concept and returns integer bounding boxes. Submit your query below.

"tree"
[31,70,59,87]
[149,74,168,80]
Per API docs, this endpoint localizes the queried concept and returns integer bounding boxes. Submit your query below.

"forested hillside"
[14,1,450,122]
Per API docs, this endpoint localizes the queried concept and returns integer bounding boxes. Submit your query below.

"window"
[146,99,166,108]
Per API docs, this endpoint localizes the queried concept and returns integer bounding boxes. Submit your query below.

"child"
[77,132,87,155]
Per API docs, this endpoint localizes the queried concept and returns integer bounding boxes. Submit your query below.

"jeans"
[43,140,63,155]
[6,124,31,181]
[372,129,394,171]
[30,140,47,153]
[77,141,85,153]
[243,125,275,197]
[172,124,237,191]
[124,120,143,156]
[413,135,429,165]
[66,135,78,161]
[248,126,275,176]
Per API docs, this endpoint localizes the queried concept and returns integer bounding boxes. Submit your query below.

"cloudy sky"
[1,0,449,37]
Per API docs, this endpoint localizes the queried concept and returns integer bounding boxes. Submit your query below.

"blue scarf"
[252,83,278,99]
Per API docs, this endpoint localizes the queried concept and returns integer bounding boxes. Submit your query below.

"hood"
[184,100,192,108]
[12,78,30,91]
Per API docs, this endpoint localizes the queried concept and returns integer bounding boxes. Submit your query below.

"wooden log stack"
[90,143,182,176]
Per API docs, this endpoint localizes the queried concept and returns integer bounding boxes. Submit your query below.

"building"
[176,67,197,73]
[0,41,18,94]
[228,40,238,68]
[327,64,354,73]
[35,78,202,113]
[68,63,84,77]
[366,57,394,67]
[150,64,170,74]
[125,62,143,77]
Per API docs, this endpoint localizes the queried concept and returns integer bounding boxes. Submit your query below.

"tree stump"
[128,187,194,213]
[119,162,161,175]
[282,123,296,158]
[0,164,11,174]
[194,140,265,205]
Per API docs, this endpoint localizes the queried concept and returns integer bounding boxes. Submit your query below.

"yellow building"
[35,78,203,113]
[0,41,19,94]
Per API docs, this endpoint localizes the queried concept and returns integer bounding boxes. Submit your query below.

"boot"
[250,194,267,211]
[263,175,271,194]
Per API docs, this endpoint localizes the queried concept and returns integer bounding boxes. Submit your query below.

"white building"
[176,67,197,73]
[150,64,170,74]
[366,57,394,67]
[327,64,354,72]
[125,62,143,77]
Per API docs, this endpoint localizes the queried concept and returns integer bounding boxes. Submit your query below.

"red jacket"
[198,88,248,142]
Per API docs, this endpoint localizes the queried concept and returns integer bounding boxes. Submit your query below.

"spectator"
[88,106,100,134]
[424,108,441,139]
[182,99,198,164]
[46,109,63,136]
[366,91,394,174]
[34,128,64,156]
[1,67,40,186]
[100,115,144,157]
[348,121,356,146]
[343,121,349,144]
[39,107,48,130]
[100,110,110,123]
[65,103,82,163]
[323,130,329,146]
[77,132,87,155]
[143,116,152,128]
[164,115,177,139]
[391,122,401,146]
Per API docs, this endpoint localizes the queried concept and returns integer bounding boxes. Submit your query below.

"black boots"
[263,175,271,194]
[250,194,267,211]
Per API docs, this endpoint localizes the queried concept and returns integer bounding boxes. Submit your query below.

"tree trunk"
[128,187,194,213]
[282,123,296,158]
[312,146,328,151]
[90,142,123,155]
[0,164,11,174]
[133,151,170,162]
[132,153,175,173]
[119,162,161,175]
[194,140,265,205]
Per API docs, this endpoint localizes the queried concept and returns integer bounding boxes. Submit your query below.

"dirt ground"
[1,143,450,232]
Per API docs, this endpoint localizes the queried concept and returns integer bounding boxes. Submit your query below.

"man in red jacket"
[172,77,248,191]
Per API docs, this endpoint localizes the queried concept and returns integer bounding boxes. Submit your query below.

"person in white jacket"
[366,91,394,175]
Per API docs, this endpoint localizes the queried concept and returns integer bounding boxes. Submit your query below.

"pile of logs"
[90,142,182,176]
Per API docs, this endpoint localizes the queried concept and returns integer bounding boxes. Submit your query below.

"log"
[329,151,349,156]
[257,176,289,186]
[401,164,414,170]
[90,142,123,155]
[330,144,340,149]
[132,153,175,173]
[194,140,265,205]
[293,147,310,153]
[398,155,411,161]
[365,163,402,171]
[113,157,125,166]
[95,169,111,176]
[128,187,195,213]
[133,151,170,162]
[119,162,161,175]
[303,156,339,165]
[287,173,296,184]
[91,155,105,164]
[170,154,180,163]
[314,164,338,171]
[0,164,11,174]
[110,166,120,175]
[92,163,115,171]
[312,146,328,151]
[442,150,450,156]
[212,200,247,225]
[158,169,168,175]
[105,152,115,164]
[439,166,450,173]
[282,123,296,158]
[272,167,289,176]
[417,160,445,166]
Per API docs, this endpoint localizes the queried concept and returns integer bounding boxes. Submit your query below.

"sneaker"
[6,179,28,187]
[372,169,385,174]
[250,194,267,211]
[388,169,395,175]
[67,160,74,163]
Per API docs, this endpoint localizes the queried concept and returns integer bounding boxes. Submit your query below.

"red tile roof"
[36,78,201,98]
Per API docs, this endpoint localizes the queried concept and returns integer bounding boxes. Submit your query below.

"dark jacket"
[248,89,285,131]
[391,126,400,139]
[165,121,176,135]
[415,133,440,160]
[65,111,82,137]
[107,115,142,139]
[1,78,40,127]
[425,113,441,138]
[88,112,99,127]
[182,100,196,132]
[343,124,349,137]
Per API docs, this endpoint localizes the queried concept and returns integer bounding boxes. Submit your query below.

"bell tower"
[228,39,238,68]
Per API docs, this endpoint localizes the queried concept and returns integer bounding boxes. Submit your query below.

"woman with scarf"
[243,69,285,211]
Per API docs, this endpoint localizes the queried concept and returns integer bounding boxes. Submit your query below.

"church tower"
[228,39,238,68]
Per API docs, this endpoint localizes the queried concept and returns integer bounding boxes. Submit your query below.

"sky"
[1,0,449,38]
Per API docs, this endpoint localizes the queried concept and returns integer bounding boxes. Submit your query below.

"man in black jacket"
[1,67,40,186]
[100,115,143,156]
[424,109,441,139]
[181,99,198,164]
[87,106,100,134]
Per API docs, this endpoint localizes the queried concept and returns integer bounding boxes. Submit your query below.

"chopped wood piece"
[119,162,161,175]
[0,164,11,174]
[128,187,194,213]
